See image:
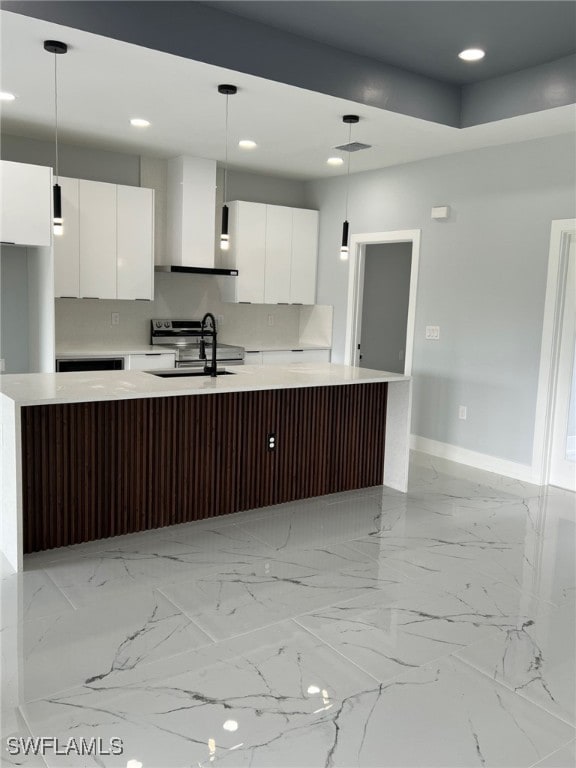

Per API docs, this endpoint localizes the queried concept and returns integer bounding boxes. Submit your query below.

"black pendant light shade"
[340,115,359,261]
[220,204,230,250]
[340,220,349,258]
[44,39,68,236]
[53,183,63,236]
[218,84,237,251]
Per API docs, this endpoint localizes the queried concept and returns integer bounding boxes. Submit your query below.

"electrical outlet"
[0,358,5,372]
[425,326,440,340]
[458,405,467,420]
[217,314,224,326]
[267,314,274,327]
[111,312,120,326]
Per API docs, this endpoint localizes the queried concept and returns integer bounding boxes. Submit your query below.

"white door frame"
[344,229,421,374]
[532,218,576,485]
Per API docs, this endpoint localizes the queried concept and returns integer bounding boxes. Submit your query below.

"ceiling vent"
[334,141,371,152]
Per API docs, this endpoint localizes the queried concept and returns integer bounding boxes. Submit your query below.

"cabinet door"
[244,351,264,365]
[300,349,331,363]
[264,205,292,304]
[0,161,51,247]
[117,185,154,300]
[290,209,318,304]
[127,353,175,370]
[232,202,266,303]
[262,350,299,365]
[54,177,80,297]
[79,180,117,299]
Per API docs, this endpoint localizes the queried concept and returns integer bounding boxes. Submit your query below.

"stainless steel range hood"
[159,156,237,277]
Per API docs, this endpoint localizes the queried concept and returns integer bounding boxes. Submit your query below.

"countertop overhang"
[0,363,409,407]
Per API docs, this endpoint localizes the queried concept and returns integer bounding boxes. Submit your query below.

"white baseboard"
[410,435,541,484]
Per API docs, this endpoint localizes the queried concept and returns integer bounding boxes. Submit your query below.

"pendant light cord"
[223,92,229,206]
[344,121,352,219]
[53,52,59,183]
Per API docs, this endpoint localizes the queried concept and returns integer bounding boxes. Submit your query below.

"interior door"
[549,235,576,491]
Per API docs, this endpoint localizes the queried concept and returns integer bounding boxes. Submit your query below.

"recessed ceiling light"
[458,48,485,62]
[130,118,150,128]
[0,92,16,101]
[238,139,257,149]
[327,157,344,166]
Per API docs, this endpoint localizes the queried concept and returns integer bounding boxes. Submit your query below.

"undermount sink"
[146,369,236,378]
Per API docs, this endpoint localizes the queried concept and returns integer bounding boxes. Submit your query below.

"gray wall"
[360,242,411,374]
[0,247,29,373]
[0,134,141,185]
[305,134,576,465]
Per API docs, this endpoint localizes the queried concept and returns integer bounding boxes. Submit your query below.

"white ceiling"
[1,11,574,181]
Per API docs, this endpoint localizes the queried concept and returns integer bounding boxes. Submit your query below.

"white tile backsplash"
[55,274,332,351]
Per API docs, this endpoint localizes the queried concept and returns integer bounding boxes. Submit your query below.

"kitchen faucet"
[200,312,218,377]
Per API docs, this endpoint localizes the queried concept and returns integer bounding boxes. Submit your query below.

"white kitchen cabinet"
[117,185,154,300]
[53,177,80,297]
[79,180,117,299]
[53,177,154,300]
[262,349,331,365]
[220,201,267,303]
[220,202,318,305]
[244,351,264,365]
[290,208,318,304]
[126,352,176,370]
[0,161,52,247]
[264,205,292,304]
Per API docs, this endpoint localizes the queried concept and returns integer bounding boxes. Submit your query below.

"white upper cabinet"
[0,160,52,247]
[79,180,117,299]
[290,208,318,304]
[117,185,154,300]
[220,201,319,304]
[53,177,154,300]
[53,177,80,297]
[221,201,267,303]
[264,205,292,304]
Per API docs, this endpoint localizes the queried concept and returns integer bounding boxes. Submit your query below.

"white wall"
[306,134,576,465]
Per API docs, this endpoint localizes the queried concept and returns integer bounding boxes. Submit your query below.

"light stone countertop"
[0,364,409,407]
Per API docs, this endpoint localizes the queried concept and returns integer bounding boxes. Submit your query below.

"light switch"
[458,405,467,420]
[425,326,440,340]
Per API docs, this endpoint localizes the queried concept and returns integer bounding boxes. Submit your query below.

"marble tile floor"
[1,452,574,767]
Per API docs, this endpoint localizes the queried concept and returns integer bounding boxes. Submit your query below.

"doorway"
[359,243,412,373]
[344,230,420,375]
[533,219,576,491]
[549,234,575,490]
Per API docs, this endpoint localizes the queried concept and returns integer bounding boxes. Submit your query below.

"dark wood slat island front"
[0,363,411,570]
[21,383,387,552]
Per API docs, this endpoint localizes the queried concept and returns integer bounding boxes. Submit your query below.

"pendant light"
[218,84,237,251]
[340,114,359,260]
[44,40,68,237]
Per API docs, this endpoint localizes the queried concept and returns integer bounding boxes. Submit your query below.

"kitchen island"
[0,363,411,571]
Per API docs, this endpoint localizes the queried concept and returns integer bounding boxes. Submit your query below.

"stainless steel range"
[150,319,244,369]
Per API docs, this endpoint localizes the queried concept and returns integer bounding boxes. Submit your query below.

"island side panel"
[20,383,388,553]
[1,394,23,572]
[383,379,412,492]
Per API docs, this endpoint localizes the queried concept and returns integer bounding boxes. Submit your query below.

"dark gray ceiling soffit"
[2,1,574,129]
[461,54,576,128]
